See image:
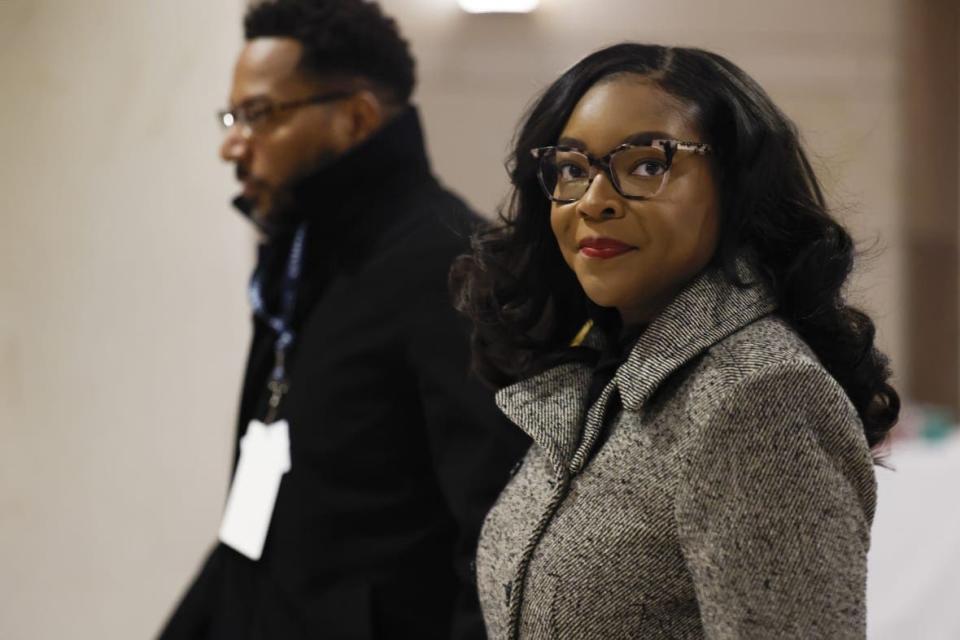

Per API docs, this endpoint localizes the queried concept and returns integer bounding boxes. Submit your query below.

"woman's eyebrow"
[556,136,586,150]
[620,131,675,146]
[556,131,677,154]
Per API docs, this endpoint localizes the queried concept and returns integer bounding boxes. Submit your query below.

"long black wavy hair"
[451,43,899,448]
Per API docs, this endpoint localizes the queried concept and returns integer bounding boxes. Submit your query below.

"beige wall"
[902,0,959,414]
[0,1,909,638]
[0,2,249,637]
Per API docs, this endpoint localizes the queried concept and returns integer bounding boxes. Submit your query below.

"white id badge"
[218,420,291,560]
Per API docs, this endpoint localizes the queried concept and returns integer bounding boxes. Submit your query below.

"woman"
[451,44,899,639]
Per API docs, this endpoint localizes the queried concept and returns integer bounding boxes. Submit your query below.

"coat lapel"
[495,361,593,474]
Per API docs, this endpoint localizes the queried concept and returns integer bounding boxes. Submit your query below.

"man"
[159,1,528,637]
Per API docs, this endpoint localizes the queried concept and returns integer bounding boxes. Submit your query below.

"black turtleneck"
[238,106,434,330]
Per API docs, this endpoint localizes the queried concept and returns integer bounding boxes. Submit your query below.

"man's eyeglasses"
[531,139,712,203]
[217,91,354,135]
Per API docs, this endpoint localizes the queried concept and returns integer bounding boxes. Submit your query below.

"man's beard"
[237,150,340,238]
[235,168,296,238]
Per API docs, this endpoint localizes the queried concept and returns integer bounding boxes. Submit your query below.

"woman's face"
[549,75,720,326]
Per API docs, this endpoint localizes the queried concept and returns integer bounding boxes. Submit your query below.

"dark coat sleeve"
[401,236,530,640]
[675,360,876,639]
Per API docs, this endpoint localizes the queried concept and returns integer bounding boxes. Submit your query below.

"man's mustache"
[235,165,269,190]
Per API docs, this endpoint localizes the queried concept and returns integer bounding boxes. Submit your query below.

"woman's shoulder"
[666,314,877,526]
[657,312,869,464]
[667,315,832,414]
[669,314,876,517]
[708,314,821,381]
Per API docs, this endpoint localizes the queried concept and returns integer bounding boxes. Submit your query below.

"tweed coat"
[476,265,877,639]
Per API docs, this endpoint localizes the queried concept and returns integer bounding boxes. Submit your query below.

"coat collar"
[495,261,776,473]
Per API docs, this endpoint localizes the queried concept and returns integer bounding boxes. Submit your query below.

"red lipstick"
[578,237,636,259]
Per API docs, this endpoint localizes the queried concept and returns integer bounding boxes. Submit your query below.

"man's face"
[220,38,355,222]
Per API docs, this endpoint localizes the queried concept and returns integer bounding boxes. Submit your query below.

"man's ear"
[345,90,385,146]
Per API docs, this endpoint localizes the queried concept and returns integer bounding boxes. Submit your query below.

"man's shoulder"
[375,181,483,270]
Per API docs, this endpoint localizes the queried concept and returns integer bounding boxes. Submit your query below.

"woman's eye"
[632,160,666,177]
[558,163,587,180]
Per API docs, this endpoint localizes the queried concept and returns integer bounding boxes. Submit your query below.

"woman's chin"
[579,283,628,312]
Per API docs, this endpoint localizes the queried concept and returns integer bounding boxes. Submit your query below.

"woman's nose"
[576,172,622,220]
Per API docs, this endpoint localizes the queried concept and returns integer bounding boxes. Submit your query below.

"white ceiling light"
[457,0,539,13]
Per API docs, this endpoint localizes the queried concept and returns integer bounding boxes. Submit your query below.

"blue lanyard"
[248,224,307,422]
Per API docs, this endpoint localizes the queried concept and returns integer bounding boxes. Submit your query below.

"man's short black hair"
[244,0,415,104]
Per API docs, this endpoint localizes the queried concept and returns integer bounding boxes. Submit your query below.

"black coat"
[160,108,529,640]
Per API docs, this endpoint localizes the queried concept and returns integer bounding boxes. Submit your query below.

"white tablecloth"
[867,433,960,639]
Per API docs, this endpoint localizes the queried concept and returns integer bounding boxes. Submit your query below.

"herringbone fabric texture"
[476,265,876,639]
